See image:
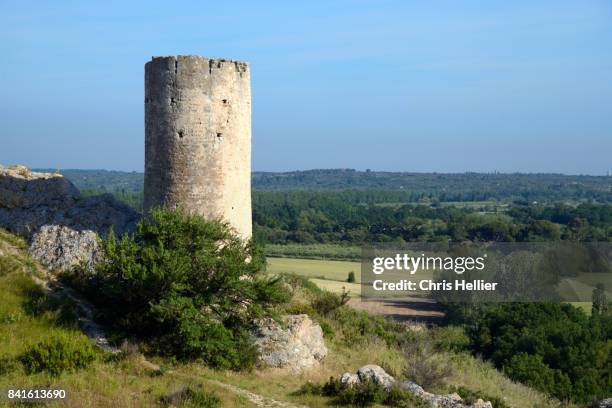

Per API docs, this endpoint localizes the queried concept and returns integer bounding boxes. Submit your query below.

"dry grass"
[267,257,361,283]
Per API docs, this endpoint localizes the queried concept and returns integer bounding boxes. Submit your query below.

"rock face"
[252,314,327,372]
[342,365,493,408]
[0,165,139,271]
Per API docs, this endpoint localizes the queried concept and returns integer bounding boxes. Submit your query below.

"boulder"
[357,364,396,389]
[397,380,425,395]
[29,225,100,272]
[599,398,612,408]
[252,314,327,372]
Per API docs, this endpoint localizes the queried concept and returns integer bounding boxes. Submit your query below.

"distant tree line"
[52,168,612,202]
[252,191,612,244]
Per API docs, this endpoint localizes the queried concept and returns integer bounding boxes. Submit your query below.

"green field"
[266,257,361,283]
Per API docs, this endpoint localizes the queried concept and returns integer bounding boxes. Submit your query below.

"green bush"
[311,290,349,316]
[347,271,356,283]
[88,208,290,370]
[319,321,335,339]
[445,302,612,403]
[448,385,510,408]
[20,334,96,375]
[429,325,470,352]
[160,385,220,408]
[300,377,428,407]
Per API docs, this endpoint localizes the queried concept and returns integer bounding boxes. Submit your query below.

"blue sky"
[1,0,611,174]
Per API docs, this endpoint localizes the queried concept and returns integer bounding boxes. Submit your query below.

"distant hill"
[35,168,612,202]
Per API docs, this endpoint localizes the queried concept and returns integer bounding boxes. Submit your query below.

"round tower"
[144,55,252,239]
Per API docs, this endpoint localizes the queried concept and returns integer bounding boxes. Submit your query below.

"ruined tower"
[144,55,252,239]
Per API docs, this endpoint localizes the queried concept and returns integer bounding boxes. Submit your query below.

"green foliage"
[20,333,96,375]
[445,302,612,403]
[159,386,220,408]
[428,325,470,352]
[592,283,609,315]
[87,208,289,370]
[299,377,428,407]
[447,385,511,408]
[347,271,356,283]
[311,289,350,316]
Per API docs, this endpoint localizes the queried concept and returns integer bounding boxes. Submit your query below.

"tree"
[91,208,289,369]
[592,283,609,316]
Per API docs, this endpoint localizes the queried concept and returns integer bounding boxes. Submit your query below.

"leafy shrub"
[281,273,322,295]
[347,271,356,283]
[160,385,220,408]
[429,325,470,352]
[311,289,350,316]
[87,208,289,370]
[294,381,324,396]
[400,334,451,389]
[333,306,406,347]
[448,385,510,408]
[300,377,428,407]
[20,333,96,375]
[319,321,335,338]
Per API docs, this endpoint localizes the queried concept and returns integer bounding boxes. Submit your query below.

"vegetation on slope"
[443,302,612,404]
[67,209,288,370]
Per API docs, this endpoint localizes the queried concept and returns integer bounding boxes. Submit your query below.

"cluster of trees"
[252,169,612,202]
[252,191,612,244]
[53,169,612,202]
[443,302,612,403]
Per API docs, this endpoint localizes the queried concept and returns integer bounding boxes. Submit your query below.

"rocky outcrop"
[341,365,493,408]
[252,314,327,372]
[598,398,612,408]
[0,165,139,271]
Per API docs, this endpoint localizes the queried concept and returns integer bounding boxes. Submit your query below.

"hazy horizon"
[25,166,611,177]
[1,1,611,174]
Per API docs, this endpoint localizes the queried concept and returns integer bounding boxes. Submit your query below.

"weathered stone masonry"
[144,55,252,239]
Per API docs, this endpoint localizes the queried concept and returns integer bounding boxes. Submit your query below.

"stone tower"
[144,55,252,239]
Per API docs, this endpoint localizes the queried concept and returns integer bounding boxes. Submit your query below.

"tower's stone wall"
[144,55,252,239]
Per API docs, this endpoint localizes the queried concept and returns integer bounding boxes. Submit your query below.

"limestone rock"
[357,364,396,389]
[0,165,139,271]
[29,225,100,272]
[397,380,425,395]
[252,314,327,372]
[472,399,493,408]
[598,398,612,408]
[340,372,359,386]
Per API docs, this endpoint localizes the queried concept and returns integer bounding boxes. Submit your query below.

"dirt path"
[347,297,445,325]
[206,380,308,408]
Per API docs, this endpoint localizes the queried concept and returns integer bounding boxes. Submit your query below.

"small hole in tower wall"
[222,99,228,104]
[216,133,222,139]
[178,130,184,138]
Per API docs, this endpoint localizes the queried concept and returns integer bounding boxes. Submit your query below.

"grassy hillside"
[0,229,575,408]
